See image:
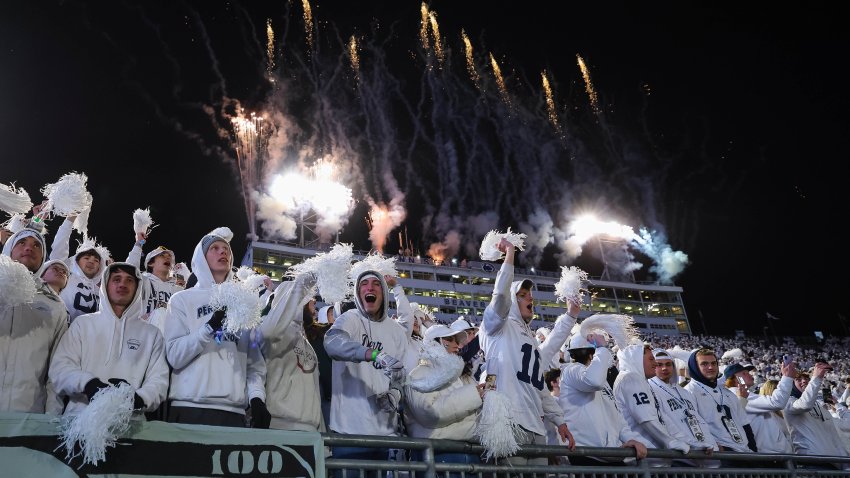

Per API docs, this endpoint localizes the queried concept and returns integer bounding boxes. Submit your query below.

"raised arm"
[482,239,515,334]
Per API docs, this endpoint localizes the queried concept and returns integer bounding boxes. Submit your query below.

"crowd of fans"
[2,213,849,476]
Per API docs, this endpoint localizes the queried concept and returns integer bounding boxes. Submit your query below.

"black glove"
[207,309,226,334]
[108,377,130,387]
[250,397,271,429]
[133,393,146,410]
[83,378,109,402]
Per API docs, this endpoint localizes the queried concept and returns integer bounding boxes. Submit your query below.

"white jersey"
[479,262,575,437]
[744,376,794,454]
[126,242,184,315]
[685,379,752,452]
[559,347,642,450]
[784,376,849,458]
[648,377,718,451]
[614,344,689,453]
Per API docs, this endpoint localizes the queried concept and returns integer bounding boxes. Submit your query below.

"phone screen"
[736,376,746,385]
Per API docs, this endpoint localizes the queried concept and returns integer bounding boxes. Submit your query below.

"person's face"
[794,375,810,392]
[149,252,173,276]
[462,328,476,346]
[325,307,335,324]
[41,263,69,290]
[696,353,719,380]
[11,236,43,272]
[440,333,463,354]
[413,317,421,335]
[77,252,101,278]
[107,269,138,308]
[205,241,231,277]
[358,277,383,316]
[516,287,534,322]
[642,348,657,379]
[655,358,674,381]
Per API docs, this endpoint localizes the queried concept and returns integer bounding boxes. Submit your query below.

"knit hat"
[1,228,47,270]
[201,227,233,255]
[145,246,174,268]
[358,272,381,283]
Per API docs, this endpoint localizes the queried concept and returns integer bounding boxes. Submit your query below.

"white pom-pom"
[0,182,33,215]
[348,252,397,296]
[721,348,744,360]
[173,262,191,279]
[287,243,354,304]
[475,389,527,460]
[57,381,135,467]
[0,254,38,307]
[41,172,93,218]
[2,213,30,234]
[209,276,264,334]
[478,227,526,261]
[406,339,464,393]
[77,235,111,265]
[208,226,234,242]
[132,208,154,235]
[668,346,695,364]
[73,205,91,236]
[554,265,589,304]
[579,313,640,350]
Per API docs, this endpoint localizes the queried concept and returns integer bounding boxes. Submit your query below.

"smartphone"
[736,376,746,386]
[783,354,793,365]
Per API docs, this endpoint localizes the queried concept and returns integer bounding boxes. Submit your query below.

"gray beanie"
[200,226,233,256]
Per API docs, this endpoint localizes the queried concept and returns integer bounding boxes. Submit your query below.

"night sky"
[2,1,848,337]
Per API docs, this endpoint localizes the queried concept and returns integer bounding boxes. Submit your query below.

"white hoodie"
[49,218,105,322]
[164,235,266,415]
[125,244,184,316]
[49,262,169,416]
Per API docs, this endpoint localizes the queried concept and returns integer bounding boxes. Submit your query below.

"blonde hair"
[760,380,783,418]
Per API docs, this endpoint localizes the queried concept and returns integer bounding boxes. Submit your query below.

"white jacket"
[744,376,794,454]
[49,218,104,322]
[49,262,169,416]
[784,376,849,458]
[125,244,184,316]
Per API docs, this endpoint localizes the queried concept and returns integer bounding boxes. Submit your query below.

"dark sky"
[2,1,849,337]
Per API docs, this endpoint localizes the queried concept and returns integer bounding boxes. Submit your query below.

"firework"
[577,54,600,114]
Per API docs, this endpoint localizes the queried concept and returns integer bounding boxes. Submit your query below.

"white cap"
[450,316,479,334]
[425,324,467,344]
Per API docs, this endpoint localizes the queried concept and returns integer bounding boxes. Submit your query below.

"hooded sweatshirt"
[785,375,849,459]
[323,270,411,436]
[479,262,575,437]
[744,376,794,454]
[49,218,105,322]
[49,262,169,416]
[164,235,266,415]
[257,273,323,432]
[614,344,690,455]
[684,352,753,452]
[126,244,184,316]
[0,229,69,414]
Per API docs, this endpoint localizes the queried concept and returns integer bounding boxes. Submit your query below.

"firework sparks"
[542,70,560,134]
[429,10,445,67]
[302,0,314,51]
[489,53,511,109]
[419,3,430,51]
[577,54,600,114]
[348,35,360,80]
[230,109,273,237]
[366,200,406,253]
[461,29,480,87]
[266,18,275,76]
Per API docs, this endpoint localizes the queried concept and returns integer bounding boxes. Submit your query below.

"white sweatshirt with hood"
[164,235,266,415]
[256,273,323,431]
[126,244,184,315]
[479,262,575,437]
[49,262,169,416]
[614,344,690,454]
[648,365,718,452]
[784,375,849,459]
[49,218,106,322]
[1,229,69,414]
[744,376,794,454]
[324,270,411,436]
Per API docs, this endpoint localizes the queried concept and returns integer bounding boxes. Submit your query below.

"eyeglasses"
[47,265,68,276]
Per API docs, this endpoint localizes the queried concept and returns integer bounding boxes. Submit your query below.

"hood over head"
[509,278,535,324]
[617,343,649,376]
[191,227,234,288]
[353,269,389,322]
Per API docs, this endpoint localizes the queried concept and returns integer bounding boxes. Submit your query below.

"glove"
[376,388,401,413]
[384,367,406,390]
[133,393,146,410]
[108,377,130,387]
[83,378,110,402]
[374,351,402,371]
[250,398,271,429]
[207,309,226,334]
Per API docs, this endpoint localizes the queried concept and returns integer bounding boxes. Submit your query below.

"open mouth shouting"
[364,293,377,303]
